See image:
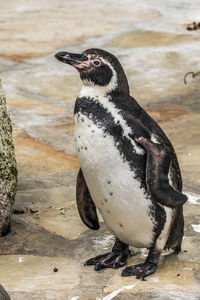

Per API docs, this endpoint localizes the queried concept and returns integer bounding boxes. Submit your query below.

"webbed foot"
[84,239,130,271]
[85,251,130,270]
[122,262,157,278]
[121,248,160,278]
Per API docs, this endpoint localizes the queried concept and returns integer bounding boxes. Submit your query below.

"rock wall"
[0,80,17,236]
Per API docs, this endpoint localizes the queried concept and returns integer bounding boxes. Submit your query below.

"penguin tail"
[165,206,184,252]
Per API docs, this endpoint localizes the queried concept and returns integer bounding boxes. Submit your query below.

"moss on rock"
[0,80,17,236]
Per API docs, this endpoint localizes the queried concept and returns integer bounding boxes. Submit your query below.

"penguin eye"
[92,59,101,66]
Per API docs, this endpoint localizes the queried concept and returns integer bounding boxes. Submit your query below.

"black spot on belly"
[119,223,123,228]
[78,148,80,152]
[107,209,111,214]
[104,199,108,203]
[88,125,91,127]
[74,96,147,191]
[82,118,84,122]
[85,147,87,150]
[110,192,113,196]
[78,136,80,138]
[107,180,111,184]
[81,146,83,150]
[101,201,104,206]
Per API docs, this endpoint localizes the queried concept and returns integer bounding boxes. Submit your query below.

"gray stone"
[0,285,11,300]
[0,81,17,235]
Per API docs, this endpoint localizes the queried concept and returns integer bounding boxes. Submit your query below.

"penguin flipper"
[76,168,100,230]
[137,137,188,208]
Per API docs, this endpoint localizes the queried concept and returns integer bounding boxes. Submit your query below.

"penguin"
[55,48,188,278]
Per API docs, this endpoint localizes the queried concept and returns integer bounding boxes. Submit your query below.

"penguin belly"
[75,112,156,248]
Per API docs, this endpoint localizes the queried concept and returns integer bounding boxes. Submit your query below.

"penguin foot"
[121,262,157,278]
[174,245,181,254]
[122,248,160,278]
[84,238,130,271]
[84,251,130,270]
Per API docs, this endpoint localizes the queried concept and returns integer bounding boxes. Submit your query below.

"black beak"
[54,51,88,66]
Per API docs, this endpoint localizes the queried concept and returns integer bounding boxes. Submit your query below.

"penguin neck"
[79,76,129,100]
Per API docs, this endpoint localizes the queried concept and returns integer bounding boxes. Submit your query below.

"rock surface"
[0,285,11,300]
[0,0,200,299]
[0,81,17,236]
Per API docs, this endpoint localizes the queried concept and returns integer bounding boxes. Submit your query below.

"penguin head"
[55,48,129,95]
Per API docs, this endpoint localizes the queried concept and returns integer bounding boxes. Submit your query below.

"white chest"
[74,112,155,248]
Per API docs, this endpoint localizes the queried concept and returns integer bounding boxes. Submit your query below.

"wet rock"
[0,81,17,236]
[21,171,77,191]
[0,255,80,292]
[109,31,198,48]
[0,1,159,62]
[13,131,79,177]
[112,292,200,300]
[145,103,189,123]
[6,94,65,115]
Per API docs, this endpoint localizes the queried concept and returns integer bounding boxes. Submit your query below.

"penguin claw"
[94,263,103,271]
[121,262,158,278]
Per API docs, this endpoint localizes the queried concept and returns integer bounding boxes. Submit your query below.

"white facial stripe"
[100,58,118,93]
